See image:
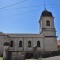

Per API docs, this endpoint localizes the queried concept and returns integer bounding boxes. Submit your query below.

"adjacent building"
[57,40,60,51]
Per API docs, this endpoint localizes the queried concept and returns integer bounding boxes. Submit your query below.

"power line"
[0,4,43,11]
[0,0,28,9]
[0,9,41,18]
[0,4,60,18]
[1,5,43,11]
[0,3,60,11]
[0,3,60,18]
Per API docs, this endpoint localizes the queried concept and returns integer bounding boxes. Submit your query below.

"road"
[40,56,60,60]
[26,56,60,60]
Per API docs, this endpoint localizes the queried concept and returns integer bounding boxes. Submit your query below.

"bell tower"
[39,9,58,51]
[39,9,56,36]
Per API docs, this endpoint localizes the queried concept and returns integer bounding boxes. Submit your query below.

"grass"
[0,57,3,60]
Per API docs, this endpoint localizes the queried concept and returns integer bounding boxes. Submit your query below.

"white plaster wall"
[40,17,55,29]
[9,37,44,52]
[17,38,23,51]
[24,37,44,51]
[43,38,58,51]
[26,38,33,51]
[33,37,43,51]
[42,31,56,36]
[9,38,15,51]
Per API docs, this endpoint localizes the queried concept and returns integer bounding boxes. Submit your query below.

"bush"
[0,54,3,57]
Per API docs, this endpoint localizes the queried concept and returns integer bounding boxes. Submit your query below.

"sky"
[0,0,60,40]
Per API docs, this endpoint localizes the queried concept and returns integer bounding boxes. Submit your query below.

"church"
[0,9,58,59]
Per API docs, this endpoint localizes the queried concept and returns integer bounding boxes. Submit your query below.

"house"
[57,40,60,51]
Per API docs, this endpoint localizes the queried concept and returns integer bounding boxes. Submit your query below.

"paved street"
[41,56,60,60]
[26,56,60,60]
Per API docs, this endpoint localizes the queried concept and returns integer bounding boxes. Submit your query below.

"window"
[28,41,31,47]
[37,41,40,47]
[10,41,13,47]
[19,41,22,47]
[46,20,50,26]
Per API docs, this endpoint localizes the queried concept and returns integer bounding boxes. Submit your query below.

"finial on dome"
[44,3,46,10]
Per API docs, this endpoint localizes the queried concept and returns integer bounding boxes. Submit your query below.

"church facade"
[0,10,58,59]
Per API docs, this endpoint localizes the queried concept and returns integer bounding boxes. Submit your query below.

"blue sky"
[0,0,60,40]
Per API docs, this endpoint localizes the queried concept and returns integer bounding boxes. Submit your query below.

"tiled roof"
[57,40,60,45]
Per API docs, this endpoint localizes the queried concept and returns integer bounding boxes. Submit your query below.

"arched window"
[46,20,50,26]
[10,41,13,47]
[37,41,40,47]
[19,41,22,47]
[28,41,31,47]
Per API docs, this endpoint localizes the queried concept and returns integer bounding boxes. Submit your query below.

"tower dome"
[41,10,53,17]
